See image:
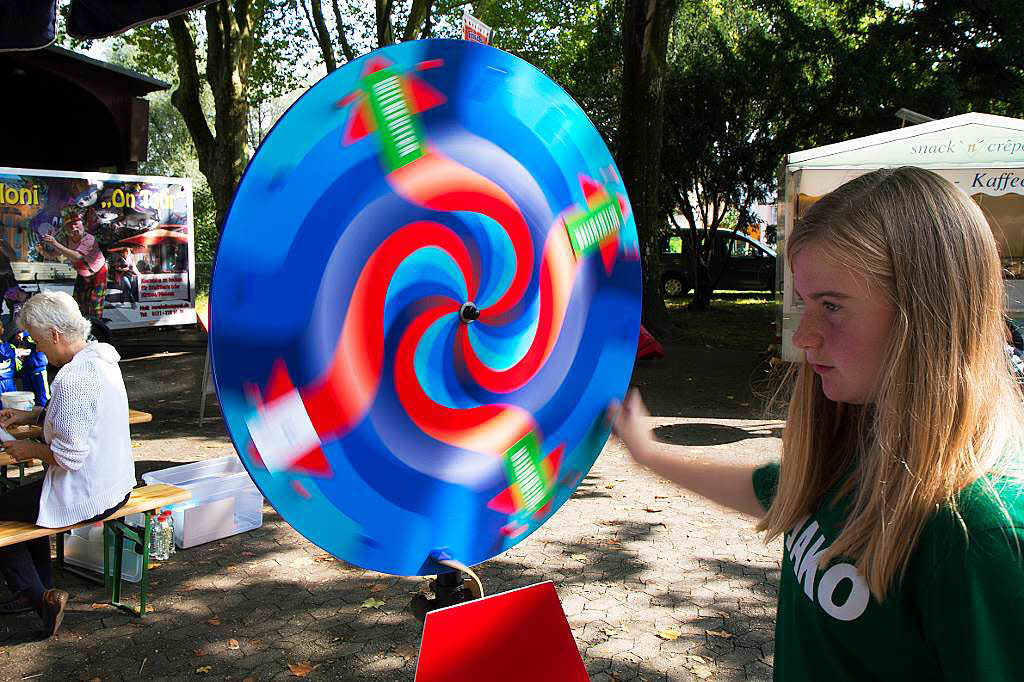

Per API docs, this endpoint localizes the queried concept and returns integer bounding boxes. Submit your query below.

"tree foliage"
[660,1,836,308]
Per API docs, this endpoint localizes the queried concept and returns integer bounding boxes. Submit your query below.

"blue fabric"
[67,0,216,39]
[0,0,56,51]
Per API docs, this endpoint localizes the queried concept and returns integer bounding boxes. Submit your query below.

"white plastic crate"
[141,455,263,548]
[63,513,145,583]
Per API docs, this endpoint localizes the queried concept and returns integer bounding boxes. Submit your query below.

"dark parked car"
[660,230,776,297]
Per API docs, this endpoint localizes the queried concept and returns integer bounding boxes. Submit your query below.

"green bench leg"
[53,512,158,617]
[107,511,155,618]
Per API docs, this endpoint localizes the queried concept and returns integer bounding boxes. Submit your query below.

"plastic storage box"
[64,513,145,582]
[141,455,264,548]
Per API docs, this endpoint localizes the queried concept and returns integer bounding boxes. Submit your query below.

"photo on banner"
[0,166,196,330]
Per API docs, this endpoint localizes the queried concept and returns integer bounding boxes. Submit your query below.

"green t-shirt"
[752,463,1024,681]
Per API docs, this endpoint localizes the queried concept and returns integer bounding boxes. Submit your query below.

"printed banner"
[0,166,195,330]
[462,8,492,45]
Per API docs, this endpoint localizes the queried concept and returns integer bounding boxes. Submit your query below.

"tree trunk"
[168,2,257,233]
[306,0,337,73]
[616,0,681,337]
[376,0,395,46]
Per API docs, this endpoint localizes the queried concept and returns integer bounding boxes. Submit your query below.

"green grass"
[665,290,778,351]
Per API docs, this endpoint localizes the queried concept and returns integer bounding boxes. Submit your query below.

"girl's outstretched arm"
[608,389,767,518]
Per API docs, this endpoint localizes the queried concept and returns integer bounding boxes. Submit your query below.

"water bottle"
[152,512,169,561]
[165,512,176,557]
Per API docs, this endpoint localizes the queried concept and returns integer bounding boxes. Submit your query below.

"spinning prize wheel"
[210,39,641,576]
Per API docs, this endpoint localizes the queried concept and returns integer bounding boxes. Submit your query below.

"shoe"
[0,594,33,615]
[38,589,68,638]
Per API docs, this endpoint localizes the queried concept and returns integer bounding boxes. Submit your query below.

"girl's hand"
[607,388,655,467]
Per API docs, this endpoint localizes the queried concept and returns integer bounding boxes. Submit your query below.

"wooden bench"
[0,483,191,617]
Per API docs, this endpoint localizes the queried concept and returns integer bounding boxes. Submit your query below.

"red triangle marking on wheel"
[248,443,265,469]
[487,487,518,514]
[599,233,619,275]
[363,56,393,75]
[578,174,604,203]
[288,446,333,478]
[531,500,553,520]
[540,444,565,480]
[342,103,376,145]
[406,77,446,113]
[265,358,296,403]
[617,194,631,221]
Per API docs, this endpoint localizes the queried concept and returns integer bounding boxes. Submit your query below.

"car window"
[726,237,763,258]
[663,236,683,254]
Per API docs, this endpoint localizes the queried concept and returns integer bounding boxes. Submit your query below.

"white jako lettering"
[786,515,811,552]
[789,521,819,568]
[795,535,826,599]
[817,563,870,621]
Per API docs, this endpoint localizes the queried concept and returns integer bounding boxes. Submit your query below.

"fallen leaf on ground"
[656,628,681,641]
[206,616,221,626]
[685,654,709,663]
[360,598,385,609]
[288,662,319,677]
[311,554,336,563]
[227,639,240,650]
[195,666,212,674]
[147,562,161,569]
[654,495,669,500]
[604,484,616,489]
[89,603,109,609]
[706,629,734,639]
[368,583,388,592]
[643,507,663,513]
[569,554,588,563]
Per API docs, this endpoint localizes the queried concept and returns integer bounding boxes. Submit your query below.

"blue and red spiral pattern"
[211,40,641,576]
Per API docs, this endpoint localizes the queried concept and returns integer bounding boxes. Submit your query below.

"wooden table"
[0,409,153,467]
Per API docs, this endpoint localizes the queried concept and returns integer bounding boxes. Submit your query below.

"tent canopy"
[787,113,1024,170]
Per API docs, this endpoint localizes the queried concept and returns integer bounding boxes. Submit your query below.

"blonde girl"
[611,167,1024,680]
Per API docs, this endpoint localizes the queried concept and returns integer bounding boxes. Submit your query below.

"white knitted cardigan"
[36,342,137,528]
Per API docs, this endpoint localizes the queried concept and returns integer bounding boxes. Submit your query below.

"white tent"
[778,112,1024,361]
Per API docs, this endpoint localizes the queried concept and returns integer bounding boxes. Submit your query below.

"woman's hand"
[1,439,44,463]
[0,408,36,429]
[607,388,656,467]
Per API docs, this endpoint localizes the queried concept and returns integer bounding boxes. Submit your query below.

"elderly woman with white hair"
[0,291,135,637]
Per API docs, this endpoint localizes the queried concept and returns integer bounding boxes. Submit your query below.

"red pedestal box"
[415,581,590,681]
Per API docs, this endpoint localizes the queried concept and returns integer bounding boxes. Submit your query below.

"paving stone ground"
[0,345,784,681]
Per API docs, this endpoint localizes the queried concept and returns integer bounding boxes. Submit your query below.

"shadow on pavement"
[654,422,784,446]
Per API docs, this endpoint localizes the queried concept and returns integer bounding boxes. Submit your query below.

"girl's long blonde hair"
[758,166,1024,600]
